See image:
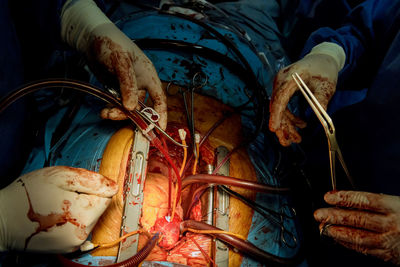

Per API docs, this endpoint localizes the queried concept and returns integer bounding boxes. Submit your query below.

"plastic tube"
[0,79,184,216]
[187,235,216,266]
[0,79,149,130]
[0,80,178,265]
[182,174,290,194]
[184,184,210,219]
[212,145,239,175]
[159,135,172,214]
[181,112,232,176]
[94,230,142,249]
[184,228,246,240]
[57,232,160,267]
[151,136,182,210]
[180,221,302,266]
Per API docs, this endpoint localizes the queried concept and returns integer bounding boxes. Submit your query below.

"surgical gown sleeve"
[301,0,400,89]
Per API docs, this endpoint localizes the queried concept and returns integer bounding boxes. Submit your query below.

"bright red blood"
[144,123,215,265]
[151,213,182,250]
[148,123,214,177]
[190,200,202,221]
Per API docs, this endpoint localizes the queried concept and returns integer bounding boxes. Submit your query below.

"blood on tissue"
[151,214,182,250]
[143,124,215,262]
[167,234,211,266]
[199,142,214,165]
[190,201,202,221]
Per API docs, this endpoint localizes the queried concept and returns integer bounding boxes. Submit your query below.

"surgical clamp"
[292,73,354,190]
[166,72,208,156]
[106,86,187,148]
[188,72,207,158]
[136,100,187,148]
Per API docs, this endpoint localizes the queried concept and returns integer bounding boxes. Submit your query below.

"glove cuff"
[306,42,346,71]
[61,0,113,52]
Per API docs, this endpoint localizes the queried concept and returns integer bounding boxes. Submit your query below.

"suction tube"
[182,174,290,194]
[58,232,160,267]
[0,79,149,130]
[180,221,302,266]
[0,79,183,211]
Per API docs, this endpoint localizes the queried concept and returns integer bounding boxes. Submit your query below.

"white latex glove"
[61,0,167,129]
[269,42,346,146]
[0,166,118,253]
[315,190,400,265]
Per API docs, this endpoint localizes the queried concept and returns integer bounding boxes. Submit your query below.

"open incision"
[91,83,260,266]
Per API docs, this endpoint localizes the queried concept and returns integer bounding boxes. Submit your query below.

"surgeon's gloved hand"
[87,23,167,129]
[0,166,118,253]
[61,0,167,130]
[315,190,400,265]
[269,42,346,146]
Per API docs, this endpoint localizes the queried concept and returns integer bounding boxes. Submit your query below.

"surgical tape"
[61,0,112,52]
[307,42,346,71]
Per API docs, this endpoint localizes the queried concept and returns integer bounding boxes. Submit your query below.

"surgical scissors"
[292,73,354,190]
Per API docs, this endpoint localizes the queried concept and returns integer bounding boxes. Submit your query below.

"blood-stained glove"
[269,42,346,146]
[61,0,167,129]
[0,166,118,253]
[315,190,400,265]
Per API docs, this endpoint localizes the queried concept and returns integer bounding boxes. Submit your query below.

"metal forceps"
[167,72,208,156]
[292,73,354,190]
[188,72,207,156]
